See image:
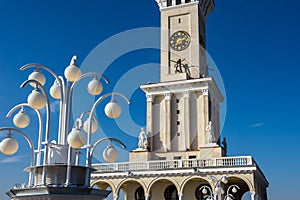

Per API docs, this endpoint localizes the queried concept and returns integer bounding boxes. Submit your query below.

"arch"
[147,177,180,195]
[180,175,212,192]
[226,175,255,193]
[116,178,147,197]
[91,179,116,194]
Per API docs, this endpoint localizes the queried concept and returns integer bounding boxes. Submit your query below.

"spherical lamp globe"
[28,69,46,87]
[87,78,103,96]
[103,144,118,162]
[0,137,19,155]
[64,64,82,82]
[27,89,47,110]
[13,110,30,128]
[83,118,99,134]
[104,101,121,118]
[67,128,86,149]
[50,81,61,99]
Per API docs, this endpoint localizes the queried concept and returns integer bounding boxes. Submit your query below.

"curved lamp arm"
[199,185,213,199]
[0,127,35,186]
[20,79,51,144]
[20,64,66,144]
[66,72,110,135]
[6,103,43,166]
[87,92,131,148]
[225,185,240,200]
[20,63,65,101]
[90,137,126,156]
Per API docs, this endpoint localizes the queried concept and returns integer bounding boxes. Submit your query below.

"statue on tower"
[137,128,148,150]
[206,121,217,145]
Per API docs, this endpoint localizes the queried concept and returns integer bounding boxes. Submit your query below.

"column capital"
[146,94,154,102]
[164,92,171,101]
[202,88,209,96]
[183,91,190,99]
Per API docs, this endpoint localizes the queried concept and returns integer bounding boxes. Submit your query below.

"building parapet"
[92,156,255,173]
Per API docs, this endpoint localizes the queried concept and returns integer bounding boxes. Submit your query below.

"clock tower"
[158,0,215,82]
[91,1,269,200]
[134,0,223,161]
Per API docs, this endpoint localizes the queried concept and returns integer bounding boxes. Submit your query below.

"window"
[164,185,179,200]
[176,0,181,5]
[135,186,145,200]
[167,0,172,6]
[177,110,180,114]
[185,0,191,3]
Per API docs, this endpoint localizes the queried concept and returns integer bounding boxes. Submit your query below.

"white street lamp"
[224,185,240,200]
[67,127,86,149]
[104,99,122,118]
[0,55,129,199]
[64,55,82,82]
[87,78,103,96]
[13,108,30,128]
[83,117,98,134]
[50,80,61,99]
[0,134,19,155]
[103,143,119,163]
[28,68,46,87]
[27,89,47,110]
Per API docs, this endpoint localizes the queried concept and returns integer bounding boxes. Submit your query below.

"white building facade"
[91,1,269,199]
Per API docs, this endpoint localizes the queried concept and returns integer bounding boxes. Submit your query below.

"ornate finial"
[70,55,78,65]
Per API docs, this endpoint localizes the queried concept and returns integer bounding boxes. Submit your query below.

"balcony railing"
[92,156,254,173]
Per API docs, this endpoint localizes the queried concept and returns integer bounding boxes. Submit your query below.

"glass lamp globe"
[232,186,238,193]
[13,110,30,128]
[28,69,46,87]
[27,89,47,110]
[50,81,61,99]
[67,128,86,149]
[64,63,82,82]
[83,117,98,134]
[202,188,208,195]
[104,100,121,118]
[87,78,103,96]
[0,137,19,155]
[103,144,118,162]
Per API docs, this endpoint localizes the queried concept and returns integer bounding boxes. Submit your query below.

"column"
[113,195,118,200]
[251,192,256,200]
[178,194,183,200]
[146,94,154,151]
[145,194,151,200]
[164,93,171,151]
[183,91,190,150]
[198,88,209,147]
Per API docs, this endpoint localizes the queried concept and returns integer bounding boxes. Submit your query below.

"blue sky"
[0,0,299,199]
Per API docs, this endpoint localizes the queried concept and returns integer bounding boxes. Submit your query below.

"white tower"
[131,0,224,161]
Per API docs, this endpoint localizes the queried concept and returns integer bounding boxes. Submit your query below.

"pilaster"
[183,91,190,150]
[146,94,154,151]
[164,93,172,151]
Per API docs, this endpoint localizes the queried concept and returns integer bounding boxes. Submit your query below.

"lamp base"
[6,187,111,200]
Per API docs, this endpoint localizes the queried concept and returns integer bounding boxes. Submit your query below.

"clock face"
[169,31,191,51]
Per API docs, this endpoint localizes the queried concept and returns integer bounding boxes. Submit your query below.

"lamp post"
[203,176,240,200]
[199,185,214,200]
[209,175,229,200]
[224,185,240,200]
[0,55,130,200]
